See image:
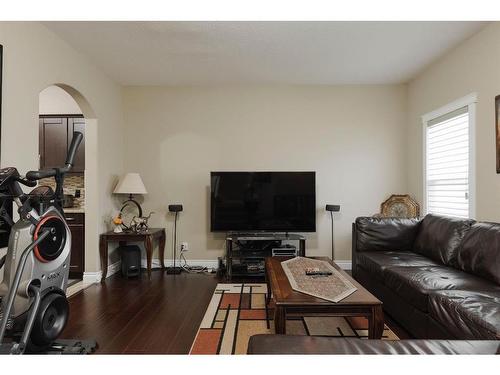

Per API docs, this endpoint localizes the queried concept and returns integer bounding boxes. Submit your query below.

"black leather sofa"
[352,214,500,340]
[247,335,500,354]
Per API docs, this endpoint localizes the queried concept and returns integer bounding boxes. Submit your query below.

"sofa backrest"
[413,214,475,266]
[457,222,500,286]
[355,217,421,252]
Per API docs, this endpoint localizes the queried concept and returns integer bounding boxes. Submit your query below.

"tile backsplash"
[39,174,85,209]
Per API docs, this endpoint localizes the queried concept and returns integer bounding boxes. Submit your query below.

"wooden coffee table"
[265,257,384,339]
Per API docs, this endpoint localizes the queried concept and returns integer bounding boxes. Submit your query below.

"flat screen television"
[210,171,316,232]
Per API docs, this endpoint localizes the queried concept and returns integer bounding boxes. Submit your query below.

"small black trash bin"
[119,245,141,278]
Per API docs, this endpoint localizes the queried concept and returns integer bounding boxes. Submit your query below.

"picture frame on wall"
[496,95,500,173]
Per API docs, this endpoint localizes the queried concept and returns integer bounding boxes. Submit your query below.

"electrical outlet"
[181,242,189,252]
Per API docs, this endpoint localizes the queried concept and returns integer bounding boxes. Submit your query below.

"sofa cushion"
[429,290,500,340]
[383,266,500,312]
[413,214,474,266]
[356,251,440,280]
[355,217,420,252]
[457,222,500,286]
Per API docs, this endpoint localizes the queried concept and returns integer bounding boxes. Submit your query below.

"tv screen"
[210,172,316,232]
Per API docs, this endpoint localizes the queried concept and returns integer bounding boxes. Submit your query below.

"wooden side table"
[99,228,166,281]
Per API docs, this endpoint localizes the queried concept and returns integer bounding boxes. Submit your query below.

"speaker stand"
[166,211,183,275]
[166,267,182,274]
[330,210,335,261]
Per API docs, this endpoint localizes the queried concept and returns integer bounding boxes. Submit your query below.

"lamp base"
[166,266,183,275]
[120,194,143,218]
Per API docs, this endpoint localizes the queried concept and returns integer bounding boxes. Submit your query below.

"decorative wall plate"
[380,194,420,218]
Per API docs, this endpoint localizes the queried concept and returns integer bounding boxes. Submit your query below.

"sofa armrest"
[354,217,421,253]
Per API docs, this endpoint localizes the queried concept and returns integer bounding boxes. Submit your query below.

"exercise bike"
[0,131,96,354]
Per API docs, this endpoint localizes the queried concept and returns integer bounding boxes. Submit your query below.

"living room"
[0,0,499,371]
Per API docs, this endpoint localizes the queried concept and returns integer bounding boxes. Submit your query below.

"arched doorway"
[38,84,98,284]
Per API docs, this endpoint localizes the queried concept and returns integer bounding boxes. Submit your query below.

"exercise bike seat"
[0,167,20,190]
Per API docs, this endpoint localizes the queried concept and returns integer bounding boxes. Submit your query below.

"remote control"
[305,270,333,276]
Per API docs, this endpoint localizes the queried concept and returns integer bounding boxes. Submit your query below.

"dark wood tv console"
[225,233,305,281]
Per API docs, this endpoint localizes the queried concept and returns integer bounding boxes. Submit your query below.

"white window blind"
[425,106,470,218]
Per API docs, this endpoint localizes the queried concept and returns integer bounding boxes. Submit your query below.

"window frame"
[421,93,477,219]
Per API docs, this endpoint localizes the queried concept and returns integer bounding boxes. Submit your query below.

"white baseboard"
[107,261,122,277]
[142,258,219,270]
[334,260,352,270]
[82,271,101,284]
[83,258,351,283]
[144,258,351,271]
[83,261,120,283]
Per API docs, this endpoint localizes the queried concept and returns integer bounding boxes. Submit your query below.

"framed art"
[496,95,500,173]
[380,194,420,218]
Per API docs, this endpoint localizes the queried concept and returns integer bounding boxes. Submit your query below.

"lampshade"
[113,173,147,195]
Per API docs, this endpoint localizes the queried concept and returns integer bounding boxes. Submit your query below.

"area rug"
[190,283,399,355]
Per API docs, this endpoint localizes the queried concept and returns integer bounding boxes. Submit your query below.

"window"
[422,94,476,219]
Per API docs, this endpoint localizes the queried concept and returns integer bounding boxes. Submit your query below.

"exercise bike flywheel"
[33,215,67,263]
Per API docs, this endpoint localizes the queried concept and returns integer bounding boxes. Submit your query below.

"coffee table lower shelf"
[270,303,384,338]
[265,257,385,339]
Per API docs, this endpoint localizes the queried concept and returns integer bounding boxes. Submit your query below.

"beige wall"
[4,21,494,274]
[407,22,500,222]
[0,22,124,273]
[39,85,83,115]
[123,85,408,262]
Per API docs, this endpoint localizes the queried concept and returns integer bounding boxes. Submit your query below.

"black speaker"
[325,204,341,212]
[119,245,141,278]
[168,204,183,213]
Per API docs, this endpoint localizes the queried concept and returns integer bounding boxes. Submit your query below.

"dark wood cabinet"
[66,212,85,279]
[39,117,68,170]
[39,115,85,173]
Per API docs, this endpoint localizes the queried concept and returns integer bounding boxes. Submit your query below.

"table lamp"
[113,173,148,217]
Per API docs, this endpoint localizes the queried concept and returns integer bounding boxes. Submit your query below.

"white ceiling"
[44,21,486,86]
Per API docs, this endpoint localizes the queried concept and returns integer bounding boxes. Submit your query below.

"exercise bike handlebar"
[25,132,83,181]
[65,131,84,167]
[14,177,37,188]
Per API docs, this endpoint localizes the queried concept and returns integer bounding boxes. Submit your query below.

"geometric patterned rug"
[190,283,399,354]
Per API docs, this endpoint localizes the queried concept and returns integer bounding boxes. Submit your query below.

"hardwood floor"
[62,270,410,354]
[61,270,218,354]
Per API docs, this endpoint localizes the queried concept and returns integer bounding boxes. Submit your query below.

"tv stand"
[225,233,305,281]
